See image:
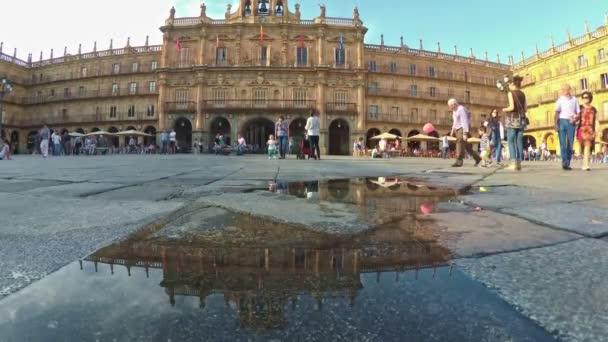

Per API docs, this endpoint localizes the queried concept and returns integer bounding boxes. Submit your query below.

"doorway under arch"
[289,117,307,155]
[408,130,421,150]
[10,131,19,153]
[144,126,157,146]
[174,118,193,153]
[108,127,120,148]
[524,135,537,149]
[75,128,85,134]
[427,131,440,151]
[366,128,381,149]
[329,119,350,155]
[27,131,38,154]
[242,117,274,153]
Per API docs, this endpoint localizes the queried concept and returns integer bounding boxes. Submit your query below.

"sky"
[1,0,606,63]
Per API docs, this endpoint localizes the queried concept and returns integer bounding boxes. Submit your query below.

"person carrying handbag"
[501,75,528,171]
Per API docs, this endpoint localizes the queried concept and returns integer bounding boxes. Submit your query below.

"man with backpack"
[448,98,482,167]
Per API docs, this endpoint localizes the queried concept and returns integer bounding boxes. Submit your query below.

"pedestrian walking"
[501,75,527,171]
[169,130,177,154]
[305,110,321,160]
[448,99,481,167]
[40,124,50,158]
[51,130,62,156]
[578,91,599,171]
[488,109,505,165]
[275,115,289,159]
[554,84,580,170]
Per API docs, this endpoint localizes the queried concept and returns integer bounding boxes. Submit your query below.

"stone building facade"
[513,17,608,153]
[0,1,509,154]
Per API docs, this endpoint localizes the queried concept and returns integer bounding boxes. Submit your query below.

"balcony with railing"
[165,101,197,113]
[25,64,158,86]
[22,86,159,105]
[367,87,505,107]
[202,99,317,113]
[367,112,453,125]
[326,102,357,114]
[11,111,156,127]
[368,64,497,86]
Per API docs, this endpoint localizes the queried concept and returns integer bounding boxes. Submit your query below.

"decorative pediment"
[289,34,315,42]
[327,77,354,88]
[248,72,274,86]
[172,78,193,86]
[327,35,352,44]
[287,74,314,87]
[248,34,276,41]
[207,74,234,86]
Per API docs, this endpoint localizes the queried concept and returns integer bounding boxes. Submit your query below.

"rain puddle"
[0,178,555,342]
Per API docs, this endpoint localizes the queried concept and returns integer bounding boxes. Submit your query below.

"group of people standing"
[450,77,601,171]
[267,110,321,160]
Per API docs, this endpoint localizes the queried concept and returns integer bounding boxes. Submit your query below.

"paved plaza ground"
[1,154,608,341]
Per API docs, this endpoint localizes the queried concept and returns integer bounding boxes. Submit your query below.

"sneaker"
[474,159,482,167]
[451,162,463,167]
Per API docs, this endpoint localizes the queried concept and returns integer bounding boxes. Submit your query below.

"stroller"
[298,137,312,160]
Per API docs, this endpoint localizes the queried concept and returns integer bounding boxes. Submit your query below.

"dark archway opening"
[365,128,381,149]
[408,130,421,150]
[242,117,274,153]
[329,119,350,155]
[174,118,193,153]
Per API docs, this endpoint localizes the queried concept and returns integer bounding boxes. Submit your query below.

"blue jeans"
[507,128,524,162]
[492,134,503,163]
[441,147,448,159]
[558,119,576,167]
[53,143,61,156]
[278,135,288,158]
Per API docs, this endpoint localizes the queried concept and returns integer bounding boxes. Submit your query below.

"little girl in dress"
[267,134,278,159]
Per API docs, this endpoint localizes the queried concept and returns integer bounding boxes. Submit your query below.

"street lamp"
[0,77,14,137]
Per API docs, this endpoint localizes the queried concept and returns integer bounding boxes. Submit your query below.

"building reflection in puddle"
[83,184,453,330]
[269,177,455,222]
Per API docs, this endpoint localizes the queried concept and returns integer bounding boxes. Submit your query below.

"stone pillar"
[317,29,325,66]
[317,72,327,154]
[356,31,364,69]
[161,34,170,67]
[158,77,168,131]
[195,72,205,132]
[356,74,366,133]
[199,31,207,65]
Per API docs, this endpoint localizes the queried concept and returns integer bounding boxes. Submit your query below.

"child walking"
[267,134,278,159]
[479,127,491,167]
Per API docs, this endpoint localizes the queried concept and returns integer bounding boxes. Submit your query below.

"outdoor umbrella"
[467,137,481,143]
[370,132,401,140]
[85,130,115,136]
[114,129,152,137]
[406,134,439,142]
[440,136,457,142]
[68,132,85,137]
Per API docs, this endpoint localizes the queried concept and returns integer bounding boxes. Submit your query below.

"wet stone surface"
[0,198,554,342]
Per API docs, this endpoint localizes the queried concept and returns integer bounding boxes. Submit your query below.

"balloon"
[423,123,435,134]
[420,202,434,215]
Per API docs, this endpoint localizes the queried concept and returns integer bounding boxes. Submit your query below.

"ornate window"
[109,106,117,118]
[390,62,397,73]
[369,105,378,119]
[368,60,376,72]
[430,86,437,97]
[127,104,136,118]
[212,88,226,105]
[112,63,120,74]
[216,47,228,65]
[258,0,269,15]
[297,47,308,66]
[429,66,435,78]
[178,47,190,67]
[175,89,190,110]
[149,81,157,93]
[335,47,345,66]
[410,85,417,96]
[129,82,137,95]
[293,88,308,107]
[131,62,139,73]
[409,64,416,75]
[111,83,119,95]
[253,88,267,106]
[147,104,155,117]
[334,91,347,109]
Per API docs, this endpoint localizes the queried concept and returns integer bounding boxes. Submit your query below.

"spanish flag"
[260,25,264,42]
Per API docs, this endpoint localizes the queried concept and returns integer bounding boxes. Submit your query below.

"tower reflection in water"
[83,178,454,329]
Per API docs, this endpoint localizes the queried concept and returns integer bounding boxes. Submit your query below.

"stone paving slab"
[22,182,126,198]
[427,210,581,258]
[0,179,71,192]
[457,239,608,342]
[0,192,183,236]
[462,186,593,210]
[502,203,608,238]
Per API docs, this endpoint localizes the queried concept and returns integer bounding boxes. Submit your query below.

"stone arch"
[407,130,420,149]
[543,132,558,152]
[75,128,85,134]
[388,128,402,138]
[174,118,192,152]
[241,117,274,153]
[524,135,537,149]
[91,127,100,133]
[327,179,350,201]
[366,128,381,149]
[328,118,350,155]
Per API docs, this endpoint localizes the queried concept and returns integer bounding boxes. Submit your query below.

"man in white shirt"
[555,84,580,170]
[305,110,321,160]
